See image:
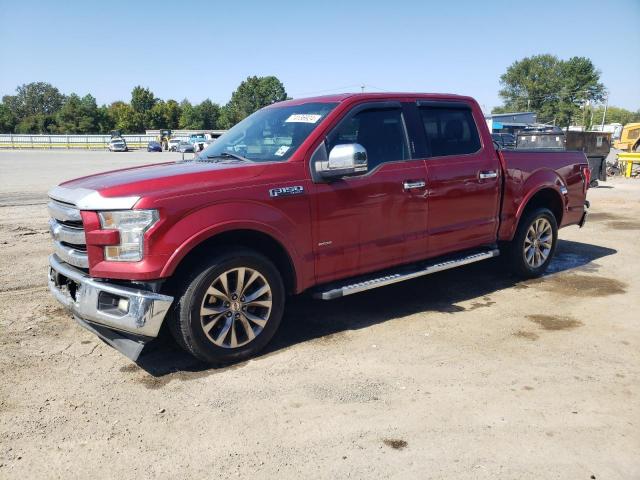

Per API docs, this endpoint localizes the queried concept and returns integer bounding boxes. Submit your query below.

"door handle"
[478,170,498,180]
[403,180,426,190]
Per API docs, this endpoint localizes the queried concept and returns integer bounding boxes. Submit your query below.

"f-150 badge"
[269,186,304,197]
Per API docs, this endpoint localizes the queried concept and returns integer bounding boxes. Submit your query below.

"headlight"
[98,210,159,262]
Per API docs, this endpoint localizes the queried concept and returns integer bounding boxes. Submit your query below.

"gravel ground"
[0,150,639,479]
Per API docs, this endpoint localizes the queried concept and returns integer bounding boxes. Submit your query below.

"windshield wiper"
[205,152,252,163]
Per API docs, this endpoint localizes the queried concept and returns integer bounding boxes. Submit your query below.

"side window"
[418,107,481,157]
[328,108,409,170]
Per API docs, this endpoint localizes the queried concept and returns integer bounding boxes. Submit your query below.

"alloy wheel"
[523,217,553,268]
[199,267,272,348]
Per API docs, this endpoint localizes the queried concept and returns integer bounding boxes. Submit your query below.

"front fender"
[158,200,313,291]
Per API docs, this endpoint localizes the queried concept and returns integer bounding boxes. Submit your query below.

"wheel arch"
[163,227,298,295]
[504,185,565,241]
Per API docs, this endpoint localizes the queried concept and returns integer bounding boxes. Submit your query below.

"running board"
[313,248,500,300]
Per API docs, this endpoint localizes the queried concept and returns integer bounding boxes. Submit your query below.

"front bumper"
[48,255,173,356]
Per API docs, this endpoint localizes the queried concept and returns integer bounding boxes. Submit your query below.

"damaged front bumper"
[48,254,173,360]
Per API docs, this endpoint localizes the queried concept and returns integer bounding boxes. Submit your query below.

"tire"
[167,248,285,364]
[506,207,558,278]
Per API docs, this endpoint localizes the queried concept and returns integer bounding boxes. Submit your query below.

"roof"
[485,112,536,119]
[271,92,477,107]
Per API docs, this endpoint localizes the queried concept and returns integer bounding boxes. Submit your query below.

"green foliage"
[130,86,156,113]
[496,54,605,127]
[225,76,288,125]
[0,77,287,133]
[55,94,99,133]
[198,99,221,129]
[590,106,640,126]
[178,100,203,129]
[107,101,143,133]
[0,103,16,132]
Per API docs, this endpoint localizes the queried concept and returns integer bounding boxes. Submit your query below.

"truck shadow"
[136,239,616,377]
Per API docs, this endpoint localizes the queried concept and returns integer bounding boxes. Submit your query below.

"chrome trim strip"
[53,241,89,269]
[48,255,173,338]
[48,200,82,223]
[315,249,500,300]
[49,218,86,245]
[48,185,140,210]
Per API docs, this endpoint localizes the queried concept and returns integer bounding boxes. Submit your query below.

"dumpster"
[566,131,612,186]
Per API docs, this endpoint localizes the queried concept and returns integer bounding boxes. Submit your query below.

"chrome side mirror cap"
[317,143,368,179]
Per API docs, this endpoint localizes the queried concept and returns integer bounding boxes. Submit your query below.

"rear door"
[311,102,429,283]
[414,101,502,256]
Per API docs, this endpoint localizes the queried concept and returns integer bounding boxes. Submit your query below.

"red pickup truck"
[47,93,590,363]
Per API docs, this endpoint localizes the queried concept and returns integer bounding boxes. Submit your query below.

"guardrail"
[0,134,157,150]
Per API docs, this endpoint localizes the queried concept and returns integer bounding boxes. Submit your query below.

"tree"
[163,100,181,129]
[495,55,605,127]
[130,86,156,114]
[55,93,100,133]
[0,103,16,132]
[590,106,640,126]
[107,101,143,133]
[179,100,203,129]
[225,76,287,125]
[198,99,221,129]
[2,82,65,118]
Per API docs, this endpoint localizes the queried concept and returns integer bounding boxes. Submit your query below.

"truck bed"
[497,149,589,240]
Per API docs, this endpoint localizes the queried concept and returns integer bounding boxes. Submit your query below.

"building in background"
[485,112,537,133]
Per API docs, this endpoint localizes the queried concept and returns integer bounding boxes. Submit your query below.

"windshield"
[200,102,338,162]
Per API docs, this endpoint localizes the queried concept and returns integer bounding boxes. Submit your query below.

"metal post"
[10,133,13,149]
[600,93,608,131]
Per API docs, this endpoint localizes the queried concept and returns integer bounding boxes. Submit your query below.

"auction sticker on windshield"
[285,114,322,123]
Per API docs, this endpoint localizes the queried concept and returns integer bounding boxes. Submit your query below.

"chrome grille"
[48,199,89,269]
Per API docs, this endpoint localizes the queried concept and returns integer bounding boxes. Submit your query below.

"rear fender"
[499,168,566,241]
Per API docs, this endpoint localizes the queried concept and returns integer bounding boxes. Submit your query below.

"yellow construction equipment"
[613,123,640,152]
[157,129,172,151]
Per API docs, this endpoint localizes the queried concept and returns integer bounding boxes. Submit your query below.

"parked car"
[147,141,162,152]
[189,133,207,151]
[168,138,182,151]
[108,138,128,152]
[491,133,516,149]
[177,141,195,153]
[47,92,590,364]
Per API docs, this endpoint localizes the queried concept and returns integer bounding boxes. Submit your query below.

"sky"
[1,0,638,114]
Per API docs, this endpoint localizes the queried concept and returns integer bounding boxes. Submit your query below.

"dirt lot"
[1,150,639,479]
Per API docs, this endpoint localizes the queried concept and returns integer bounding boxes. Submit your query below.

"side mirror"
[317,143,368,179]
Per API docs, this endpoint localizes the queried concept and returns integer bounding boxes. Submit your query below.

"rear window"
[418,107,481,157]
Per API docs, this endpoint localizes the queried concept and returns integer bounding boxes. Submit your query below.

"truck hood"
[57,159,268,206]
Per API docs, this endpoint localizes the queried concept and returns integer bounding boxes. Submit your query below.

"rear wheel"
[506,207,558,278]
[168,248,285,364]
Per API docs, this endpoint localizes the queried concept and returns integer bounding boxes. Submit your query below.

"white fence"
[0,134,157,150]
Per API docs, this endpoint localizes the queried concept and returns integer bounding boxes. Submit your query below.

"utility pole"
[600,92,608,130]
[361,84,365,93]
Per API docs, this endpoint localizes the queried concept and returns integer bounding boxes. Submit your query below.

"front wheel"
[168,248,285,364]
[506,207,558,278]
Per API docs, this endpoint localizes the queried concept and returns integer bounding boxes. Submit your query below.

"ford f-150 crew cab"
[47,93,590,363]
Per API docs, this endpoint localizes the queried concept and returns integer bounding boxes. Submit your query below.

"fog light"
[98,292,130,315]
[117,298,129,313]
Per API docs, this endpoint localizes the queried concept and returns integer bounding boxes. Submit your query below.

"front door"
[311,104,429,284]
